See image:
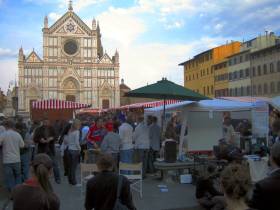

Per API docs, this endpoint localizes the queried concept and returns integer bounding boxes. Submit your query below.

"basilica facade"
[18,2,120,116]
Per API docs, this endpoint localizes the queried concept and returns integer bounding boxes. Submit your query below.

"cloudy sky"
[0,0,280,92]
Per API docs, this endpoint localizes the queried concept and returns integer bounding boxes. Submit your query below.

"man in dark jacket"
[33,119,61,184]
[85,154,136,210]
[250,142,280,210]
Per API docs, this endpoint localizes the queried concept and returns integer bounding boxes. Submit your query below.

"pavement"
[0,165,202,210]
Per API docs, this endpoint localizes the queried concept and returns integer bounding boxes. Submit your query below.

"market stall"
[145,98,269,155]
[31,99,90,123]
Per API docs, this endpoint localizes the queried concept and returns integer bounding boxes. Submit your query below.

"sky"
[0,0,280,92]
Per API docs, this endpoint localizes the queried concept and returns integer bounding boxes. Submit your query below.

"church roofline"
[48,11,93,35]
[25,50,43,63]
[98,52,113,63]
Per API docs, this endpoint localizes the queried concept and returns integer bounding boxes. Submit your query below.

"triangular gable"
[25,51,43,63]
[57,26,67,34]
[75,27,85,35]
[99,53,113,64]
[49,11,92,35]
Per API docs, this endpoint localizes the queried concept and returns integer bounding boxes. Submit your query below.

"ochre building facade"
[180,42,241,98]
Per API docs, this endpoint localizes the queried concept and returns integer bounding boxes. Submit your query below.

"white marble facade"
[18,3,120,115]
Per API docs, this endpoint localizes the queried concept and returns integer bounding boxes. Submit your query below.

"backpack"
[113,176,129,210]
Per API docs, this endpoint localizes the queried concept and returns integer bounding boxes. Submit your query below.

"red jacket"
[105,122,114,132]
[87,124,104,144]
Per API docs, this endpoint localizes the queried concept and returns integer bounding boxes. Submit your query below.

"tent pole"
[161,97,166,135]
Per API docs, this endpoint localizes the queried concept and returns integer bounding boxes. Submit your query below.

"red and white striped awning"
[120,100,181,109]
[32,99,91,110]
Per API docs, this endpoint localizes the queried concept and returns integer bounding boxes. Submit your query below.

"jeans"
[20,149,31,182]
[68,150,80,185]
[48,154,61,182]
[120,149,133,175]
[3,162,22,191]
[63,149,70,176]
[120,149,133,163]
[136,149,149,177]
[148,149,158,173]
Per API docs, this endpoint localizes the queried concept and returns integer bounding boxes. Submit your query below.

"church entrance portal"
[62,77,79,102]
[66,95,76,102]
[102,99,110,109]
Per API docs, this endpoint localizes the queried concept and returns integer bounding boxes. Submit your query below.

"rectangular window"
[252,67,256,77]
[84,91,92,104]
[239,69,244,78]
[270,63,274,73]
[234,71,238,79]
[85,79,92,87]
[84,38,92,47]
[263,64,267,74]
[253,85,257,95]
[277,61,280,72]
[229,72,232,80]
[246,86,251,96]
[258,85,262,95]
[49,37,57,46]
[49,47,57,57]
[48,78,57,87]
[257,65,261,76]
[245,68,249,77]
[84,69,92,77]
[49,91,57,99]
[264,83,268,94]
[271,82,275,93]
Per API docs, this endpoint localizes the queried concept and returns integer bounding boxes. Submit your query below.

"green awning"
[125,78,209,101]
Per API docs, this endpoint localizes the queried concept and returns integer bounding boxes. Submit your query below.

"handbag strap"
[116,175,123,199]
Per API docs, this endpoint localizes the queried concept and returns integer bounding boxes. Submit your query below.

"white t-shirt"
[223,124,235,143]
[0,129,25,164]
[119,123,134,150]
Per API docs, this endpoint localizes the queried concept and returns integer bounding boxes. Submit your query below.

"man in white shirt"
[0,120,24,191]
[119,118,134,164]
[134,116,150,177]
[223,117,235,145]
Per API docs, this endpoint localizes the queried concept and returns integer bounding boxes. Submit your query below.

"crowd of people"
[0,112,164,210]
[0,110,279,210]
[196,117,280,210]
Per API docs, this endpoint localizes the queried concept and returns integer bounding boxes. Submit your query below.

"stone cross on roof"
[68,0,73,11]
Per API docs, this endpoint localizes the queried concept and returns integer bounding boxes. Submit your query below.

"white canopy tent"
[145,99,269,155]
[144,100,194,126]
[271,96,280,110]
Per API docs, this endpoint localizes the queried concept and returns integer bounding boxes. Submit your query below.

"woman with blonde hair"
[12,153,60,210]
[221,164,254,210]
[65,119,81,185]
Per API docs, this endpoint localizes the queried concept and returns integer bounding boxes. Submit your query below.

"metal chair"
[119,162,143,198]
